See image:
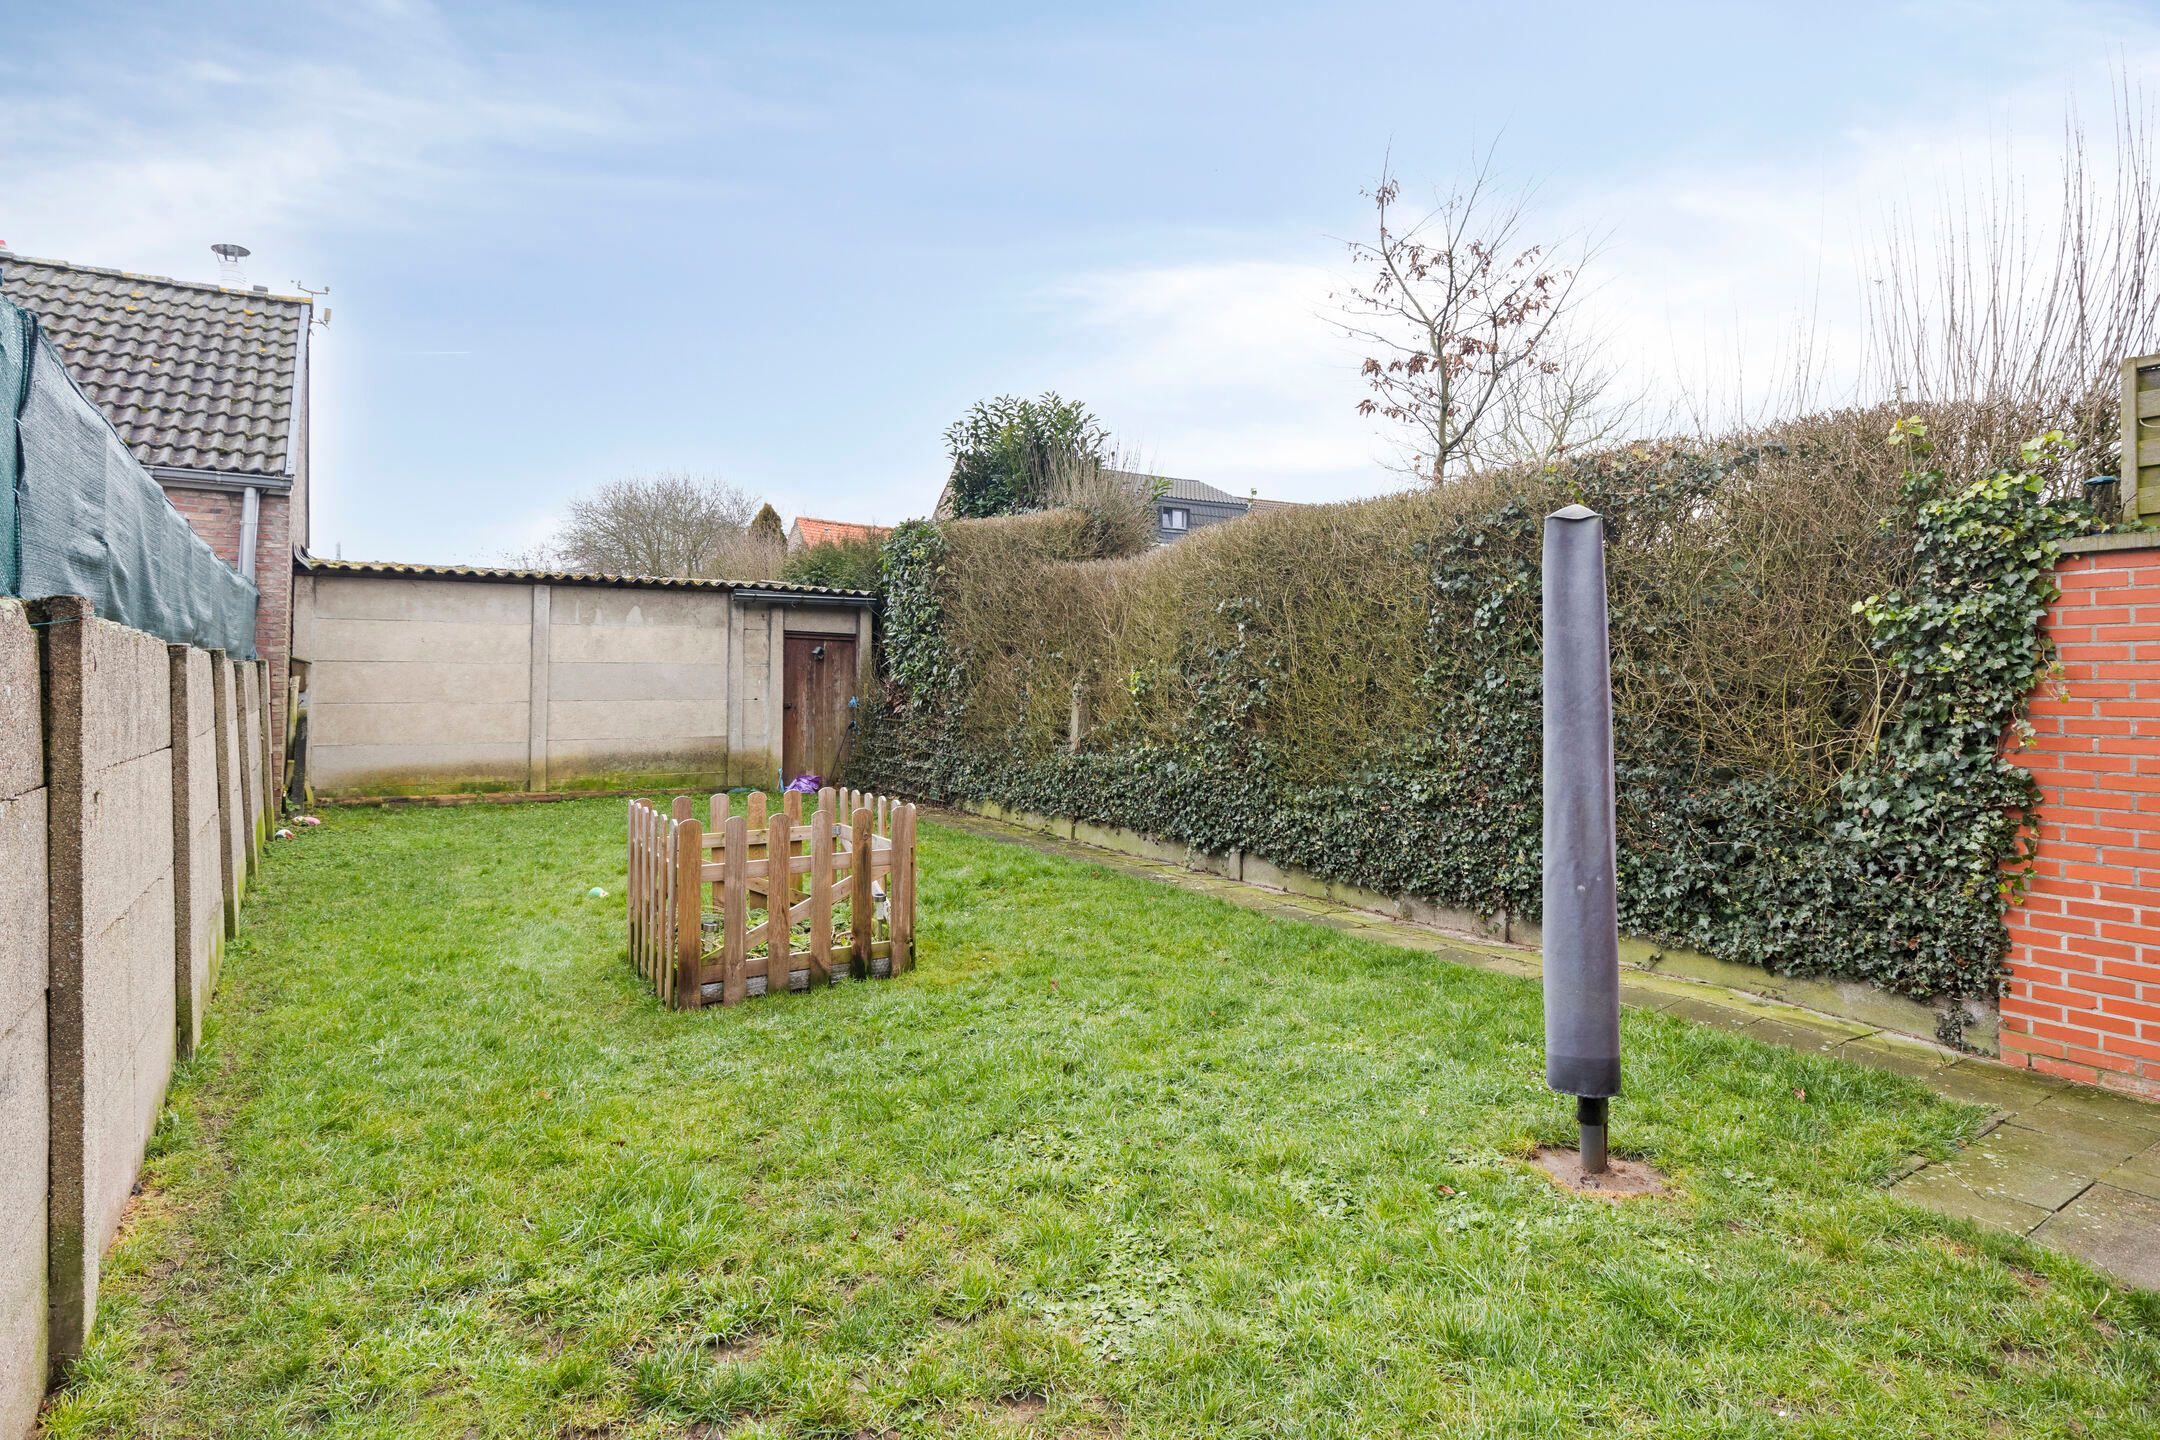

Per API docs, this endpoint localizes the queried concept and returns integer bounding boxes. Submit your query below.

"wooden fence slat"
[722,814,748,1004]
[746,793,768,908]
[628,801,641,979]
[669,797,694,1007]
[782,791,805,905]
[809,805,834,987]
[709,792,728,829]
[851,804,875,977]
[656,815,670,1001]
[643,816,652,997]
[766,812,792,996]
[891,802,915,974]
[642,803,655,984]
[675,816,703,1008]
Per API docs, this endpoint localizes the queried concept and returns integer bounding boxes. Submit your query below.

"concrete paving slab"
[2098,1143,2160,1202]
[1894,1167,2051,1235]
[1657,993,1763,1032]
[1928,1059,2072,1113]
[1987,1114,2151,1172]
[1617,981,1681,1012]
[1837,1033,1955,1080]
[1745,1014,1875,1053]
[2025,1088,2160,1147]
[1931,1145,2096,1213]
[2030,1185,2160,1290]
[1975,1120,2129,1175]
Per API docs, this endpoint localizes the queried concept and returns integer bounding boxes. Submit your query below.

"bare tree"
[523,473,758,576]
[1341,150,1586,482]
[1466,326,1652,472]
[1862,88,2160,480]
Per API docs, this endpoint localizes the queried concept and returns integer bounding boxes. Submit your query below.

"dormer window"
[1161,506,1190,532]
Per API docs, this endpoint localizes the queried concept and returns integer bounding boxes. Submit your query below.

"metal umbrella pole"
[1542,504,1621,1176]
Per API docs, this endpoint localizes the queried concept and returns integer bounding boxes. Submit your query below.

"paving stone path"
[940,808,2160,1290]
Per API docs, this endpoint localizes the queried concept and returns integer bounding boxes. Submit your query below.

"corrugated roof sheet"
[0,250,308,477]
[298,556,876,598]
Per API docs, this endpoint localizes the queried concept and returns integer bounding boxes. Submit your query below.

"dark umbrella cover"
[1542,504,1622,1105]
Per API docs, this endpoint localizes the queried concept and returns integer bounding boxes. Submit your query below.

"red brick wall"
[163,484,290,803]
[2003,539,2160,1100]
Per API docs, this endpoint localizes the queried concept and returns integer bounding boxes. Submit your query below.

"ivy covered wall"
[855,426,2100,1035]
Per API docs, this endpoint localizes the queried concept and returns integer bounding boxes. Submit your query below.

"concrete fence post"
[209,652,241,934]
[527,585,551,793]
[238,662,261,877]
[34,596,178,1377]
[0,600,50,1436]
[257,659,275,829]
[167,648,222,1063]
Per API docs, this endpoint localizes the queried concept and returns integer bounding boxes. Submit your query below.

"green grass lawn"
[44,798,2160,1439]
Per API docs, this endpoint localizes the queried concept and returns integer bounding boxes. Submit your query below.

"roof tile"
[0,251,309,477]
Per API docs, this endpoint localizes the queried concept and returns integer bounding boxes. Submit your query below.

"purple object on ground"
[784,774,821,793]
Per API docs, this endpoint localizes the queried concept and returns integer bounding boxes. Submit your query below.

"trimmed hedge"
[854,423,2099,1035]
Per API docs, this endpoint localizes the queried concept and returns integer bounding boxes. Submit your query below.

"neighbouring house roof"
[1150,474,1246,507]
[1247,497,1305,514]
[0,249,311,479]
[297,555,876,600]
[788,516,893,549]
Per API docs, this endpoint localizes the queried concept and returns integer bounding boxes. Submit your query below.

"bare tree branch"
[1339,147,1588,482]
[515,473,760,577]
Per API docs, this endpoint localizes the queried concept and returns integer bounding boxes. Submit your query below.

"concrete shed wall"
[296,573,874,798]
[0,602,48,1440]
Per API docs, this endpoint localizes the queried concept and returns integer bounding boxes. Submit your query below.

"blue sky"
[4,0,2157,562]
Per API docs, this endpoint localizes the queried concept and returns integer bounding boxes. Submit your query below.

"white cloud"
[1046,20,2160,494]
[1042,257,1394,501]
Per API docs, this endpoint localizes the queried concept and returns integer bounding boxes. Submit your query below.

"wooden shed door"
[782,633,858,785]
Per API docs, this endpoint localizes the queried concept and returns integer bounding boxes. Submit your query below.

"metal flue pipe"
[1542,505,1621,1176]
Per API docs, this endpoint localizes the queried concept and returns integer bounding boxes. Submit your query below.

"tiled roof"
[791,517,892,547]
[297,556,876,599]
[1247,497,1305,513]
[0,250,309,477]
[1159,475,1245,506]
[1111,470,1247,507]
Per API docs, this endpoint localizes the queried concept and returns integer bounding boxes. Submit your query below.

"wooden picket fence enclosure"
[627,787,917,1008]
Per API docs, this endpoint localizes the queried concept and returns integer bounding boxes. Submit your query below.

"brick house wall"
[2002,533,2160,1100]
[163,485,291,797]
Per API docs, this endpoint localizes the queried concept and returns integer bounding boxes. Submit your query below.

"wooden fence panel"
[625,789,918,1007]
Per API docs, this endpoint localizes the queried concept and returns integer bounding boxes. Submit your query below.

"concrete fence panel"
[238,659,263,872]
[169,648,222,1059]
[37,597,177,1372]
[211,653,244,924]
[0,601,49,1438]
